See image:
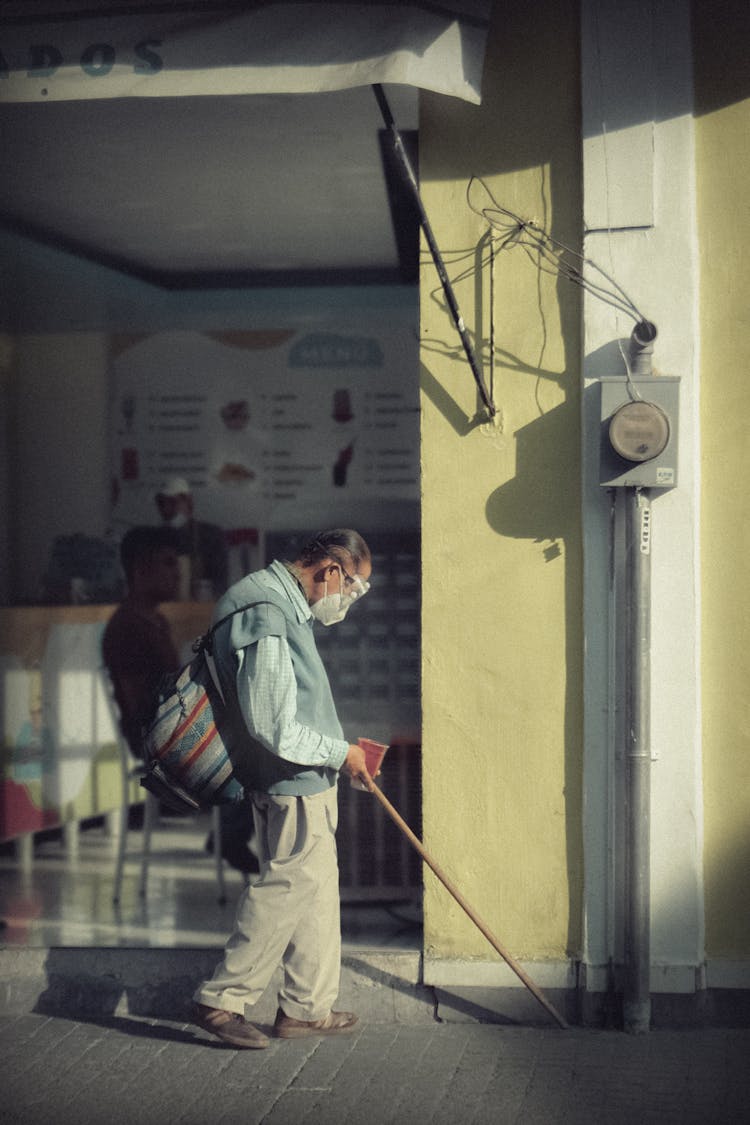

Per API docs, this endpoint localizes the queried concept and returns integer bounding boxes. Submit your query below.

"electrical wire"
[489,230,497,406]
[617,336,644,402]
[466,176,648,326]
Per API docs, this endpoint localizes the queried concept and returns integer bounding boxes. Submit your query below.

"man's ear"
[309,558,336,584]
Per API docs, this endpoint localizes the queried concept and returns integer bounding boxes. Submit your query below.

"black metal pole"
[372,83,496,417]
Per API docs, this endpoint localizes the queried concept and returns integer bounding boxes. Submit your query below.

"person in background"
[191,529,375,1050]
[103,525,257,876]
[154,476,228,601]
[102,525,181,760]
[155,476,253,873]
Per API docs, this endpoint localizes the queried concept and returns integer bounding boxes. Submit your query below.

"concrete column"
[580,0,704,1004]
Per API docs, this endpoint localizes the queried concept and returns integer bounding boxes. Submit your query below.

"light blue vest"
[210,561,344,796]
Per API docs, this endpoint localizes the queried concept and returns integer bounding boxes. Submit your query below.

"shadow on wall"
[421,365,584,964]
[704,824,750,966]
[485,397,583,962]
[485,398,580,552]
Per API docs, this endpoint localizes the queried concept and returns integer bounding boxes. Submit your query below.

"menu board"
[109,322,419,534]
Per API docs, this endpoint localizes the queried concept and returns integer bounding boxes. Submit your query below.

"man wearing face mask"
[191,529,374,1049]
[154,476,228,601]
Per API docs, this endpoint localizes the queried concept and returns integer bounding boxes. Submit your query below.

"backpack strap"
[196,599,277,656]
[197,599,279,704]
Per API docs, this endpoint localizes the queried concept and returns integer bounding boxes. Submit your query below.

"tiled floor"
[0,811,423,951]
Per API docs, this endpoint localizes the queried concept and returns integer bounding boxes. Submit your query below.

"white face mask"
[310,591,349,627]
[309,569,370,627]
[166,512,188,529]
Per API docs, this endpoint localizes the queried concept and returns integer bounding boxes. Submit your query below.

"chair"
[100,670,226,904]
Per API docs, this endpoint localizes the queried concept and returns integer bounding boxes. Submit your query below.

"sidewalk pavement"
[2,1010,749,1125]
[1,947,750,1124]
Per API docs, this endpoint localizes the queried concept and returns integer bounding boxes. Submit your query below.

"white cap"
[157,475,191,497]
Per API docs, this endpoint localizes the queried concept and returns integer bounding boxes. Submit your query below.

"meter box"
[599,375,680,488]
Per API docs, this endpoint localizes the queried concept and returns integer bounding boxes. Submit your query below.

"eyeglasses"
[339,567,370,599]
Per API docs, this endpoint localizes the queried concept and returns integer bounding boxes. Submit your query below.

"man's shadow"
[32,947,242,1045]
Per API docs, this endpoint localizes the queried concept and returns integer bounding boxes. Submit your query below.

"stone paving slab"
[2,1013,749,1125]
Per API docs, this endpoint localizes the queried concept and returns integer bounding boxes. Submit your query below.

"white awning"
[0,1,491,105]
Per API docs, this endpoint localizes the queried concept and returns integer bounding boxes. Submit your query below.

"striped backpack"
[140,600,271,812]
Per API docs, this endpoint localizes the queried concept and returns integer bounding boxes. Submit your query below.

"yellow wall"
[419,0,583,962]
[693,4,750,958]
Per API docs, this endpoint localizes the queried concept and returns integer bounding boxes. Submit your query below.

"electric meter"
[608,400,670,462]
[598,376,680,488]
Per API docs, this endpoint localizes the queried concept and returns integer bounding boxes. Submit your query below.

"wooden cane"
[366,778,569,1030]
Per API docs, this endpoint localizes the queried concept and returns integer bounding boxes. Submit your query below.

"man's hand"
[343,743,374,789]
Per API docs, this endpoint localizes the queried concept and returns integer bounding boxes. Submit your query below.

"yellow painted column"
[419,0,583,968]
[693,1,750,960]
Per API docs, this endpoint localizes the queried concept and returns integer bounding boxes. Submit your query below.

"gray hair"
[289,529,371,570]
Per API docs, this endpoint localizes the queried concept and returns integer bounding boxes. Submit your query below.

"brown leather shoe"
[192,1003,269,1049]
[273,1007,358,1039]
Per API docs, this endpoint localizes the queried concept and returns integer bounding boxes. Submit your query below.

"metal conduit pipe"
[629,319,658,375]
[623,319,656,1034]
[624,487,652,1034]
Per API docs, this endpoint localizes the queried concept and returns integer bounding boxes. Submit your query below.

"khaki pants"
[194,786,341,1022]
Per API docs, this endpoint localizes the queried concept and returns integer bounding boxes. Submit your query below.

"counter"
[0,602,212,842]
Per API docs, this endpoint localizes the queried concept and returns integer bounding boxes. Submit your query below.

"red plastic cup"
[351,737,389,791]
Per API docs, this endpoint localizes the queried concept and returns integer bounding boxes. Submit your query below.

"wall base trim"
[705,961,750,990]
[424,956,575,990]
[425,957,750,1027]
[426,956,750,993]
